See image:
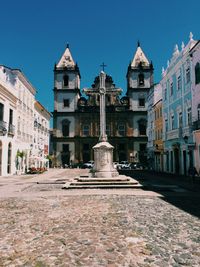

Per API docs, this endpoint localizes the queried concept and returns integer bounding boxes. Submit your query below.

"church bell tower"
[52,44,81,167]
[126,42,154,165]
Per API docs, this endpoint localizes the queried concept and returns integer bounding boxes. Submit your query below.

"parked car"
[130,162,144,170]
[118,161,131,170]
[82,160,94,169]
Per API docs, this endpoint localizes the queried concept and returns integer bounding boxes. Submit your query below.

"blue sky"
[0,0,200,113]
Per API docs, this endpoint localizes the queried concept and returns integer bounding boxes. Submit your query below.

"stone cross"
[99,71,107,142]
[100,62,107,72]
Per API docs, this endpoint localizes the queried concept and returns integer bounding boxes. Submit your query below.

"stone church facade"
[52,43,153,167]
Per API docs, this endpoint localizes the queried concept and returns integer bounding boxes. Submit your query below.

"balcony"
[166,129,179,140]
[0,121,7,136]
[8,124,15,136]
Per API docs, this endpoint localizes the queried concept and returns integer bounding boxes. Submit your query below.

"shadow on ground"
[119,169,200,219]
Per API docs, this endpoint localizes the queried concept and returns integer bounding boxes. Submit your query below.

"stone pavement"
[0,168,200,267]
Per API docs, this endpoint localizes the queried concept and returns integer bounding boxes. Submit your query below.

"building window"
[118,124,125,136]
[7,142,12,174]
[138,119,146,135]
[178,112,183,128]
[0,103,4,121]
[170,82,173,96]
[139,98,145,107]
[187,107,192,125]
[63,75,69,87]
[138,73,144,86]
[186,67,190,83]
[171,115,175,130]
[165,119,168,132]
[62,119,70,136]
[177,75,181,90]
[164,88,167,100]
[63,99,70,107]
[9,109,13,125]
[195,63,200,84]
[82,125,90,136]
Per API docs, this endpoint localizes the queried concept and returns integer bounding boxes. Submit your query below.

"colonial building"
[52,43,153,167]
[161,33,197,175]
[31,101,51,169]
[13,68,36,174]
[153,84,163,172]
[0,65,51,176]
[190,40,200,173]
[147,83,155,169]
[0,66,17,176]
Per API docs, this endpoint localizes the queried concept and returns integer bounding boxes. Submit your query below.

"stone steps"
[62,183,143,189]
[62,175,143,190]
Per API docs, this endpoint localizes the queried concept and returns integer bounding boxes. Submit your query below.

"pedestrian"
[188,166,198,184]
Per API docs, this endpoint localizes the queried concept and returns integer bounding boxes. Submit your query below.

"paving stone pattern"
[0,194,200,267]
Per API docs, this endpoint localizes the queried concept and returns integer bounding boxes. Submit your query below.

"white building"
[0,65,51,176]
[13,69,37,174]
[0,66,18,176]
[31,100,51,169]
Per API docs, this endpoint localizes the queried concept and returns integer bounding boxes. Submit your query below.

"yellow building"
[153,97,164,171]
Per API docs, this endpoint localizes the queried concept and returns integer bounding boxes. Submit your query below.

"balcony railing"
[0,121,7,135]
[166,129,179,140]
[8,124,15,136]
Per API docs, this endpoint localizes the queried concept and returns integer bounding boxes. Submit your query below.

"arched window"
[63,75,69,87]
[195,62,200,84]
[138,73,144,86]
[62,119,70,136]
[7,142,12,174]
[138,119,146,135]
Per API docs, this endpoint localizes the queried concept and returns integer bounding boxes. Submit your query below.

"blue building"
[161,33,197,175]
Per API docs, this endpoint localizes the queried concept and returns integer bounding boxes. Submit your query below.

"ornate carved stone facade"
[52,44,153,167]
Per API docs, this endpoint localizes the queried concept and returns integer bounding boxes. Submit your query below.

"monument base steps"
[62,175,143,190]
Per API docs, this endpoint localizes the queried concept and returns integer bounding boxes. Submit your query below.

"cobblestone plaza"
[0,169,200,267]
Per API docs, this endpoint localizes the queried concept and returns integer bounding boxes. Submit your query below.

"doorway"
[174,148,180,174]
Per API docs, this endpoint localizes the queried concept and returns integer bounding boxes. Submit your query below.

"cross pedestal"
[93,141,118,178]
[92,71,119,178]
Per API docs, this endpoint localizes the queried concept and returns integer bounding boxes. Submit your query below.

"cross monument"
[99,71,107,142]
[92,71,119,178]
